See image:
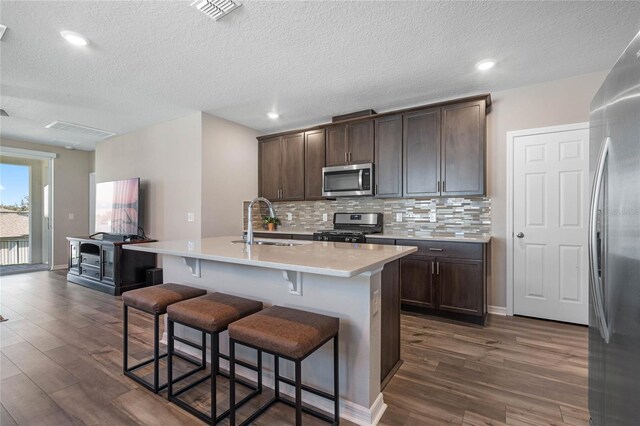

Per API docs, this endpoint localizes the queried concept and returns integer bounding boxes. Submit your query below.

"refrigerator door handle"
[589,137,611,344]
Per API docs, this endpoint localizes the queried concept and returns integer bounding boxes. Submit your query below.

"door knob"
[516,232,524,238]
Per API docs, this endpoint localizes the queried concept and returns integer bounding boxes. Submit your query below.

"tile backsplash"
[244,197,491,236]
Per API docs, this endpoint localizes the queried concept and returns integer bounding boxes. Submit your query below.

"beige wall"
[486,71,607,308]
[95,112,203,241]
[201,113,259,237]
[0,138,93,267]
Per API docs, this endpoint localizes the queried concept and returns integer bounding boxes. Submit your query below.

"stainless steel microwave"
[322,163,374,197]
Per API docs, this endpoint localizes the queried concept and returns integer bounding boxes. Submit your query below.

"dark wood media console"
[66,236,157,296]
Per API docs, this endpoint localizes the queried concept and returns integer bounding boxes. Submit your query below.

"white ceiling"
[1,1,639,150]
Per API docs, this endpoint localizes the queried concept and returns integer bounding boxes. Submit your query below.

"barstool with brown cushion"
[122,283,207,393]
[228,306,340,426]
[166,292,264,424]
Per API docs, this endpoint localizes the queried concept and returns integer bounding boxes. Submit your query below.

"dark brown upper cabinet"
[326,120,374,166]
[258,94,489,200]
[403,99,487,197]
[440,100,486,196]
[259,137,281,200]
[304,129,326,200]
[258,133,305,201]
[403,108,441,197]
[281,133,305,200]
[375,115,403,198]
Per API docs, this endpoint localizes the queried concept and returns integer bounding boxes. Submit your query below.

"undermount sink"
[231,240,301,247]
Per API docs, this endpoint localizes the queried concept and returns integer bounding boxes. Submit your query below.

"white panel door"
[513,128,589,324]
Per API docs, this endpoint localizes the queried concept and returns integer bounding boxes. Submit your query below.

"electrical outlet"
[322,213,328,222]
[396,212,403,222]
[430,212,437,222]
[372,289,380,316]
[287,212,293,221]
[68,213,74,220]
[187,212,194,222]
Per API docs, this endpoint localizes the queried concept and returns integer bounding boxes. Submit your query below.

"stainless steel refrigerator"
[589,30,640,425]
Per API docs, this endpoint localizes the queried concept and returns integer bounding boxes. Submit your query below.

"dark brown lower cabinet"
[437,258,484,316]
[400,256,436,309]
[395,239,488,325]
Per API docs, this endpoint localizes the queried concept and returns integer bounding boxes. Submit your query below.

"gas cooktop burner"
[312,212,383,243]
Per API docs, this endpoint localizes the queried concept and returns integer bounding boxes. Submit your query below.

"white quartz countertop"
[124,236,417,278]
[246,228,491,243]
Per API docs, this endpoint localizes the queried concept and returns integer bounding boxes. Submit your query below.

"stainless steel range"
[313,213,383,243]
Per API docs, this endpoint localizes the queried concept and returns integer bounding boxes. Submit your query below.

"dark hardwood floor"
[0,271,589,425]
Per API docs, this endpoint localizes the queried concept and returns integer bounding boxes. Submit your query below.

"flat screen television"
[95,178,140,235]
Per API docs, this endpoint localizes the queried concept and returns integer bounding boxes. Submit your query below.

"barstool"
[228,306,340,426]
[167,292,264,424]
[122,283,207,393]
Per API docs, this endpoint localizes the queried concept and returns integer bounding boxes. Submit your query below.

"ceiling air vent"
[191,0,242,21]
[45,121,115,140]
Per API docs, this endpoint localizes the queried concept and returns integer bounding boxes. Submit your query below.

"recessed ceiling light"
[267,112,279,119]
[60,30,89,46]
[64,146,74,150]
[475,59,496,71]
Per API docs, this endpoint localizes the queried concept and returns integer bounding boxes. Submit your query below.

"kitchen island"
[124,236,416,425]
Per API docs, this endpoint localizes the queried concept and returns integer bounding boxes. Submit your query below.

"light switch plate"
[287,212,293,221]
[396,212,402,222]
[430,212,437,222]
[322,213,328,221]
[68,213,74,220]
[187,212,194,222]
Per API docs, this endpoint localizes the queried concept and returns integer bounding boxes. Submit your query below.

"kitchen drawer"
[395,240,483,260]
[80,253,101,267]
[291,234,313,241]
[366,238,396,245]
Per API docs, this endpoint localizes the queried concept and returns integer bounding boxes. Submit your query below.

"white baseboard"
[171,338,386,425]
[51,264,68,271]
[488,305,507,316]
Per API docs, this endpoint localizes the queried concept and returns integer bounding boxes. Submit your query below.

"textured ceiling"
[1,1,639,150]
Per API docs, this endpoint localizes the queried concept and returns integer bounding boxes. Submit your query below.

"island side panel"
[162,255,382,411]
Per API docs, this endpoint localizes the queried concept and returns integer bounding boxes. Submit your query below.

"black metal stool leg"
[295,360,302,426]
[274,355,280,398]
[257,349,263,392]
[167,320,174,400]
[153,313,160,392]
[202,331,207,368]
[122,305,128,373]
[334,335,340,424]
[229,339,236,426]
[211,332,218,421]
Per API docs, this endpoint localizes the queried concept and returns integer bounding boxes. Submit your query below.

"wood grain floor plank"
[0,353,21,380]
[2,318,66,352]
[0,373,75,425]
[1,341,78,394]
[1,404,18,426]
[50,383,137,425]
